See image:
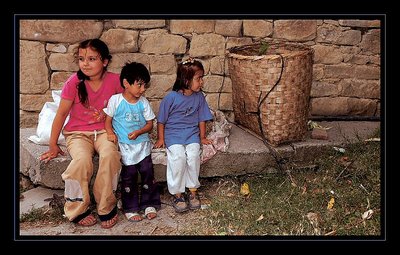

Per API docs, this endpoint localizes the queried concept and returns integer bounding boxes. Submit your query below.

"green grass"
[183,133,381,236]
[20,128,382,236]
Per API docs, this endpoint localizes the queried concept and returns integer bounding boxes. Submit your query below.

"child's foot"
[172,195,189,213]
[144,207,157,220]
[188,192,201,210]
[125,212,143,222]
[76,214,97,227]
[100,213,118,229]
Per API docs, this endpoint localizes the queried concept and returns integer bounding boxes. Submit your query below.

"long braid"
[76,70,89,107]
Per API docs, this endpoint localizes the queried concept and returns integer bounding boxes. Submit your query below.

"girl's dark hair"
[172,58,204,91]
[75,39,112,107]
[119,62,150,89]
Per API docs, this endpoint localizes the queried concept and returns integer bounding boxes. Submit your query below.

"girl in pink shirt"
[40,39,123,229]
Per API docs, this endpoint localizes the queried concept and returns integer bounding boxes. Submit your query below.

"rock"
[311,128,329,140]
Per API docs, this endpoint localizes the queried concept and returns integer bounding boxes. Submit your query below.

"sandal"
[125,212,143,222]
[76,214,97,227]
[144,207,157,220]
[100,213,118,229]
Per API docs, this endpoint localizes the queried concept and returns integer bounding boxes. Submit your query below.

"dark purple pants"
[120,155,161,213]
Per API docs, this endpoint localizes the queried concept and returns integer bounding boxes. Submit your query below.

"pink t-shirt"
[62,72,124,132]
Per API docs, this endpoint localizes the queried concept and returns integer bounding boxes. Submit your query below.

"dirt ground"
[19,183,213,237]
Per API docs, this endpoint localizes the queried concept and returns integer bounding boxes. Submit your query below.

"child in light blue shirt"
[104,62,160,222]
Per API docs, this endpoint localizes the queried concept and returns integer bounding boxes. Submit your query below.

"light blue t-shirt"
[157,91,213,148]
[104,94,155,165]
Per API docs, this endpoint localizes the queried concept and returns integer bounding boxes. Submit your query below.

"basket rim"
[227,41,312,59]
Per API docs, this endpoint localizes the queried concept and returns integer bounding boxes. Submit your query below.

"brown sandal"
[77,214,97,227]
[101,213,118,229]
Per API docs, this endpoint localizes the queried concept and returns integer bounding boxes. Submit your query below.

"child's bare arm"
[39,98,71,162]
[154,122,166,148]
[105,115,117,143]
[199,121,212,145]
[128,120,153,140]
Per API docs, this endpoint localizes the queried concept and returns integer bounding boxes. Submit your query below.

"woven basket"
[227,42,313,146]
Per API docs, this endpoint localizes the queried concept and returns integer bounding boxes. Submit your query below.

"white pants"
[166,143,201,195]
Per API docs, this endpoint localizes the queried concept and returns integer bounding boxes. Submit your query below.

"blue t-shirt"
[157,91,213,147]
[104,94,155,144]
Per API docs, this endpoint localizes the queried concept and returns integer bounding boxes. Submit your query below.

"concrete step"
[20,121,380,189]
[20,187,64,215]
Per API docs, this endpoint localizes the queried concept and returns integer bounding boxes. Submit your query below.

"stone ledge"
[20,121,380,189]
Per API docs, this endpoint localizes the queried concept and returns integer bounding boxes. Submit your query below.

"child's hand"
[39,145,65,163]
[201,137,213,145]
[128,131,138,140]
[154,139,165,148]
[107,133,118,144]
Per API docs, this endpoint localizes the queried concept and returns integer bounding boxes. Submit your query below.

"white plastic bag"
[28,90,69,145]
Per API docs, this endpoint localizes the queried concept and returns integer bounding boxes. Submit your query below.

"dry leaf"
[327,197,335,209]
[364,138,380,142]
[324,230,336,236]
[256,214,264,222]
[333,147,345,153]
[307,120,332,130]
[301,184,307,195]
[362,209,374,220]
[240,183,250,196]
[306,212,320,226]
[306,212,322,235]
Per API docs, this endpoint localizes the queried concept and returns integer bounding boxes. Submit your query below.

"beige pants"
[62,130,121,221]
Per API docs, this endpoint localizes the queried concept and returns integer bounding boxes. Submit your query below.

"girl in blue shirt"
[154,58,213,213]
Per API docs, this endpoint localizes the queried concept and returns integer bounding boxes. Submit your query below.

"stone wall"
[19,19,381,127]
